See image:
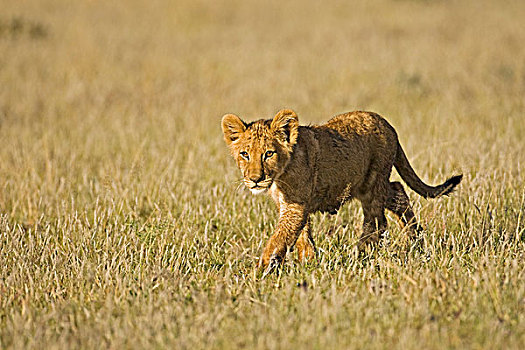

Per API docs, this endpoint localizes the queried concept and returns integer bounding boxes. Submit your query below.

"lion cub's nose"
[248,173,264,184]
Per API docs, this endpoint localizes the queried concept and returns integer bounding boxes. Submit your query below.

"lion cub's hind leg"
[295,220,316,262]
[386,181,421,236]
[358,181,388,250]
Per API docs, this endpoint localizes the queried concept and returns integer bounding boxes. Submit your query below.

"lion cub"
[221,109,462,271]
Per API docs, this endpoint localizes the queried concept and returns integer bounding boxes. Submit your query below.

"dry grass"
[1,0,524,348]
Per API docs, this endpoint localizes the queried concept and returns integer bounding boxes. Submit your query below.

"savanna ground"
[1,0,524,348]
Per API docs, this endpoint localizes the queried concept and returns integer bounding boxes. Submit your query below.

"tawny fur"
[221,109,462,271]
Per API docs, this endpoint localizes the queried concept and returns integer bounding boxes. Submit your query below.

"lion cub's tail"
[394,143,462,199]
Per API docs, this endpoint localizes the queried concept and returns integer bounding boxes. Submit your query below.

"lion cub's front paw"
[295,238,316,262]
[258,251,284,277]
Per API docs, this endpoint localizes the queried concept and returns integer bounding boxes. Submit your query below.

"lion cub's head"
[221,109,299,195]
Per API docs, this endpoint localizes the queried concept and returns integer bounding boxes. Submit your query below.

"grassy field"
[1,0,524,348]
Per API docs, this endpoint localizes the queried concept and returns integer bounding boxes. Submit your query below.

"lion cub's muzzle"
[244,177,273,195]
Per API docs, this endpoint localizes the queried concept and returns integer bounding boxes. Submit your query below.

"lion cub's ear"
[270,109,299,149]
[221,114,246,146]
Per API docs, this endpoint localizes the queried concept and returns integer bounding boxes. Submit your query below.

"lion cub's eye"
[264,150,275,159]
[240,151,250,160]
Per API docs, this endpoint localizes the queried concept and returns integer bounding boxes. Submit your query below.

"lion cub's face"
[221,109,299,195]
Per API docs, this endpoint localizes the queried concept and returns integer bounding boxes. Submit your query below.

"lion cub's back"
[323,111,387,136]
[322,111,397,144]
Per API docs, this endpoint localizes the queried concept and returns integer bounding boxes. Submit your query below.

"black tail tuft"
[429,174,463,198]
